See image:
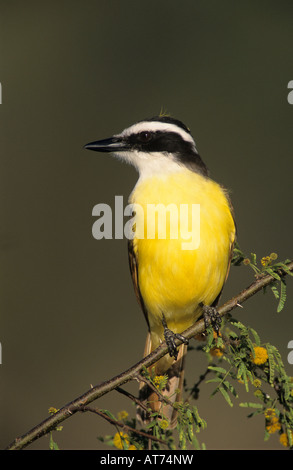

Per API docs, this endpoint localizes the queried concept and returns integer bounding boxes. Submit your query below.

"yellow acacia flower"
[266,416,281,434]
[113,432,130,449]
[264,408,276,419]
[253,379,262,388]
[279,431,293,447]
[159,419,169,430]
[261,253,278,267]
[153,375,168,390]
[261,256,271,267]
[117,410,129,421]
[153,375,164,386]
[253,389,263,399]
[210,347,224,357]
[251,346,268,365]
[48,407,59,415]
[280,433,289,447]
[210,330,224,357]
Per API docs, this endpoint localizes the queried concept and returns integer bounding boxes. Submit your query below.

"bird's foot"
[201,304,222,335]
[161,314,189,360]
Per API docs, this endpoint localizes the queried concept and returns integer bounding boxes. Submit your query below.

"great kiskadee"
[85,115,236,428]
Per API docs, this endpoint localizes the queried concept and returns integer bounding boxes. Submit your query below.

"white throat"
[113,149,185,180]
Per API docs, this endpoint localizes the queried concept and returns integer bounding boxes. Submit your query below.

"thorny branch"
[6,260,293,450]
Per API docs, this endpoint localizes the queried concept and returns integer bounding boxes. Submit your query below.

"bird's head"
[85,115,208,177]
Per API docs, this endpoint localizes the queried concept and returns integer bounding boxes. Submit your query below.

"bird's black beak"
[84,136,128,153]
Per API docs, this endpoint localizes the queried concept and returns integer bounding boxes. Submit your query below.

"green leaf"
[264,428,271,442]
[266,344,275,384]
[239,402,263,409]
[270,283,280,300]
[206,377,223,384]
[237,362,250,392]
[287,428,293,447]
[49,433,59,450]
[207,365,227,375]
[265,267,281,281]
[146,419,158,429]
[191,435,201,450]
[187,423,194,441]
[250,253,257,265]
[100,409,117,421]
[219,386,233,407]
[249,327,261,346]
[203,326,215,352]
[223,380,238,398]
[277,279,287,312]
[276,261,293,277]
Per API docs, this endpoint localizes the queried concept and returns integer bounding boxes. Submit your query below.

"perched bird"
[85,115,236,428]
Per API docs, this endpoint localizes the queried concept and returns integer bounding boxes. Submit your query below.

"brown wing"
[128,239,150,330]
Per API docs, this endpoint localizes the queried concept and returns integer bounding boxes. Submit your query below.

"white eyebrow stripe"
[118,121,197,150]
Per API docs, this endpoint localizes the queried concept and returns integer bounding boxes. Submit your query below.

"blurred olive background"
[0,0,293,450]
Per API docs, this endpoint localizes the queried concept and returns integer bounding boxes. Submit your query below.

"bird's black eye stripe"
[123,128,208,176]
[137,131,152,142]
[128,131,191,154]
[127,131,156,147]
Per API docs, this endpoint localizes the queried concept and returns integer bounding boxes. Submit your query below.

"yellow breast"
[130,170,235,348]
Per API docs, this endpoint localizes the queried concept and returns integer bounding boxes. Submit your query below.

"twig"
[5,260,293,450]
[185,368,212,401]
[80,406,167,446]
[115,386,149,413]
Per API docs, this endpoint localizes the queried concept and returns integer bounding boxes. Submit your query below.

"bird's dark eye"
[138,131,152,142]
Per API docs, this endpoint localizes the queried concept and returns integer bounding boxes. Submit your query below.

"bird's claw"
[202,304,222,335]
[161,314,189,360]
